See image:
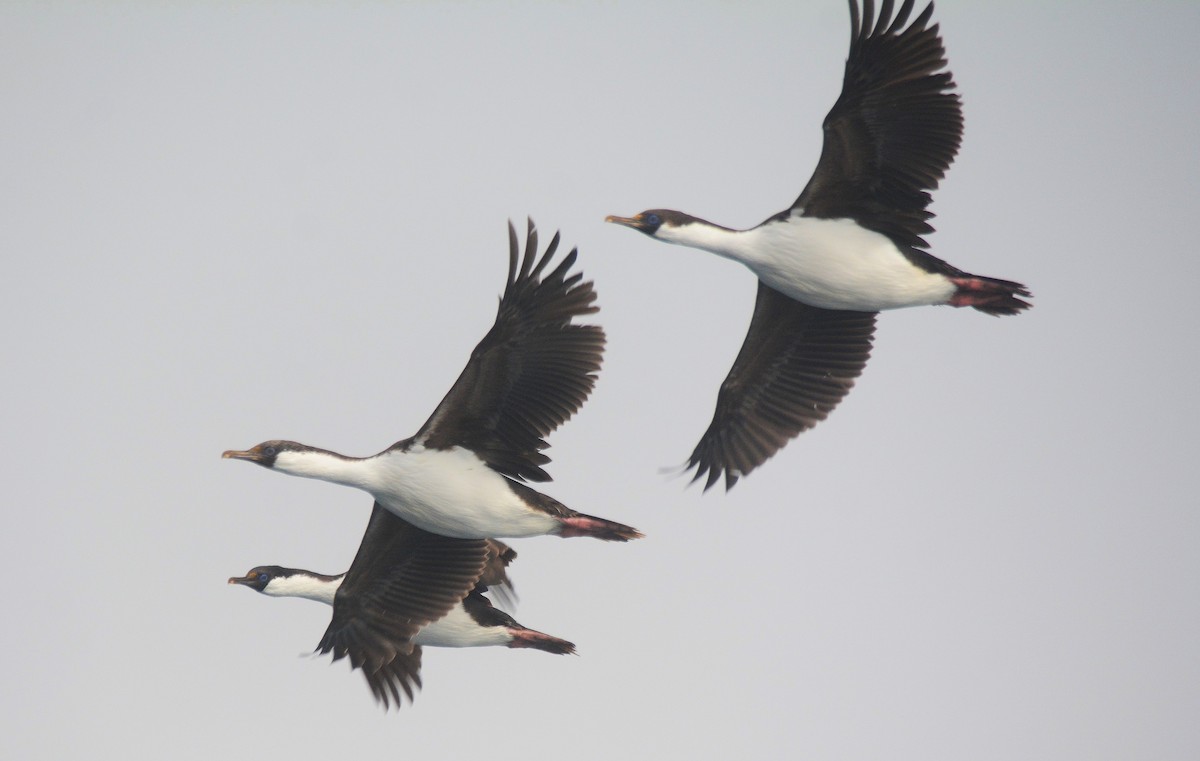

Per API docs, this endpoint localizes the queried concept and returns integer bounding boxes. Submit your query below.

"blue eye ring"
[258,573,270,584]
[263,446,277,457]
[645,213,661,226]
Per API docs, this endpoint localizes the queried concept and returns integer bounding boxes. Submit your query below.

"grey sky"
[3,1,1198,759]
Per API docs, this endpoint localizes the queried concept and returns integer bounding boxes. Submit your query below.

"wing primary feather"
[413,221,605,482]
[506,219,519,289]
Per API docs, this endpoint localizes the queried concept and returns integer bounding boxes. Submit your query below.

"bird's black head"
[228,565,293,593]
[221,440,298,468]
[605,209,694,237]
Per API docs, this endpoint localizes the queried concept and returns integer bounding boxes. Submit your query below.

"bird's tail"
[508,627,576,655]
[948,274,1033,316]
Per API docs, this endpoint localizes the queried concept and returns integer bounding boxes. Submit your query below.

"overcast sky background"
[3,1,1198,759]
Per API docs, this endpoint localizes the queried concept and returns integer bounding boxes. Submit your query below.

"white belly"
[739,217,955,311]
[414,604,513,648]
[366,446,560,539]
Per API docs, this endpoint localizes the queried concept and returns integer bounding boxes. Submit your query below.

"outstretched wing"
[687,283,876,491]
[411,219,605,482]
[316,504,488,709]
[787,0,961,254]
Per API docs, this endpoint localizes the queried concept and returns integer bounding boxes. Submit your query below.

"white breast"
[365,446,561,539]
[668,216,956,311]
[746,218,956,310]
[414,604,514,648]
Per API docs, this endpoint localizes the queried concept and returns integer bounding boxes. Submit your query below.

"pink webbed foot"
[507,628,576,655]
[558,514,643,542]
[948,276,1033,315]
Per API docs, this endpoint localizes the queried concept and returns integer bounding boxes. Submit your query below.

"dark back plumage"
[409,219,605,482]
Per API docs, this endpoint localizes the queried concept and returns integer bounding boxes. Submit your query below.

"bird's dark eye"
[645,213,661,226]
[263,446,277,457]
[258,573,270,584]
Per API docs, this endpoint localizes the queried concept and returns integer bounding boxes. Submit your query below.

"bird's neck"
[659,220,759,266]
[264,573,343,605]
[273,448,378,492]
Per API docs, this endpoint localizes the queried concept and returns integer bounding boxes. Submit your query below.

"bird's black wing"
[785,0,961,259]
[479,539,518,609]
[687,283,876,490]
[460,588,522,630]
[316,503,488,709]
[359,646,423,711]
[409,219,605,482]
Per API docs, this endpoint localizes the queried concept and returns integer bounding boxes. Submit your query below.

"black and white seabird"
[224,220,640,542]
[606,0,1032,490]
[230,507,571,709]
